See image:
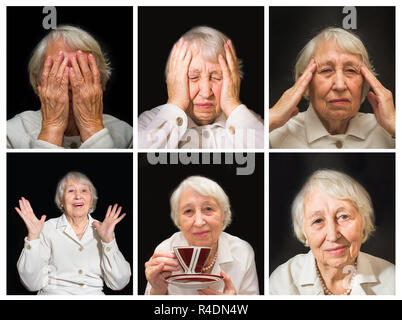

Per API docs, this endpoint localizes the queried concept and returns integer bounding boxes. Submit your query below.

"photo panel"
[7,152,133,295]
[138,6,264,116]
[269,152,395,295]
[138,152,264,295]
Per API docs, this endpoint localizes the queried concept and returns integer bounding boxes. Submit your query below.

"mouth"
[193,230,210,238]
[329,98,350,106]
[73,203,85,208]
[194,103,214,110]
[325,246,347,255]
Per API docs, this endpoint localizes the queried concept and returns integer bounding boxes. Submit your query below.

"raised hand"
[166,38,193,111]
[37,51,70,146]
[145,251,181,295]
[360,64,395,137]
[92,204,126,243]
[69,51,104,142]
[218,40,242,117]
[14,197,46,241]
[269,59,317,132]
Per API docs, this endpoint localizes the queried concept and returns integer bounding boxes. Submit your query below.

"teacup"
[174,246,211,274]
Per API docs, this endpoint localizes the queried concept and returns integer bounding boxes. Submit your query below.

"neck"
[65,213,88,229]
[318,115,350,135]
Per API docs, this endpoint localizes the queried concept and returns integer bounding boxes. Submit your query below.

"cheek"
[189,81,198,100]
[310,77,331,100]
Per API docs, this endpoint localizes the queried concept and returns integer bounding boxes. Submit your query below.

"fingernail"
[58,51,63,57]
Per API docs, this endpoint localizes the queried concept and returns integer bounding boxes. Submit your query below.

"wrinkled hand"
[218,40,242,117]
[361,64,395,137]
[198,270,237,295]
[14,197,46,241]
[69,51,104,142]
[92,204,126,243]
[37,51,70,146]
[166,38,193,111]
[145,251,181,295]
[269,59,317,132]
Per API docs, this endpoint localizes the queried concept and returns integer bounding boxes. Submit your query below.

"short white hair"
[292,169,375,245]
[55,171,98,214]
[29,25,111,95]
[295,27,376,103]
[165,25,243,78]
[170,176,232,230]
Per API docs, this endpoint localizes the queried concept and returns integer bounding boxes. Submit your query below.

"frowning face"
[308,40,364,131]
[186,48,223,125]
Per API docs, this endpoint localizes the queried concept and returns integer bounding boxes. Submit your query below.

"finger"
[361,64,384,95]
[105,205,112,218]
[198,288,219,295]
[92,221,100,229]
[152,251,177,259]
[221,270,236,291]
[41,56,53,87]
[114,213,126,224]
[71,54,84,83]
[77,50,92,83]
[68,67,79,92]
[218,54,230,80]
[61,67,69,90]
[49,51,64,81]
[224,40,237,72]
[293,59,317,95]
[367,91,379,112]
[88,54,101,85]
[177,40,189,61]
[55,56,68,84]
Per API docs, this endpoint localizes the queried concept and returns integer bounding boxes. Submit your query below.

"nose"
[198,77,213,98]
[194,210,206,227]
[326,220,341,242]
[332,70,347,91]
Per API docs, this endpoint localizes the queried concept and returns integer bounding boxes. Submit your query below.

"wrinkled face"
[44,38,90,107]
[177,187,224,248]
[303,187,364,269]
[186,47,223,125]
[62,179,92,218]
[308,40,364,126]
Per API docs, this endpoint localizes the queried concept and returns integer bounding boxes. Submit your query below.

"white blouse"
[138,104,264,149]
[17,214,131,295]
[270,250,395,295]
[145,231,260,295]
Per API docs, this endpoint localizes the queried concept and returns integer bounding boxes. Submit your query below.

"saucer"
[166,273,223,290]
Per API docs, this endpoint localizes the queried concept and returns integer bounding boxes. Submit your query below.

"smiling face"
[303,187,364,269]
[186,46,223,125]
[177,187,224,249]
[308,40,364,132]
[62,178,92,219]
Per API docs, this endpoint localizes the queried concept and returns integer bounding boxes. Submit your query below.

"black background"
[7,6,133,125]
[7,153,133,295]
[138,153,264,295]
[269,153,395,275]
[138,6,264,118]
[269,6,395,114]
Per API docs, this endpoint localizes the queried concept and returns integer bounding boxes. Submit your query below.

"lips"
[193,230,210,238]
[195,103,214,110]
[73,203,84,207]
[326,246,346,255]
[329,98,350,105]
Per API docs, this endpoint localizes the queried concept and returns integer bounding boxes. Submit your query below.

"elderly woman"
[138,26,264,149]
[7,25,132,149]
[144,176,259,295]
[270,169,395,295]
[15,171,131,294]
[269,27,395,149]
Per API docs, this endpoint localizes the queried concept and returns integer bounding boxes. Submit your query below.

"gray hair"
[292,169,375,245]
[170,176,232,230]
[165,25,243,78]
[29,25,111,95]
[295,27,376,103]
[55,171,98,214]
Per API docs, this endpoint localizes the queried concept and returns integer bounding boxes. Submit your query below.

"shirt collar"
[297,251,379,295]
[305,105,377,143]
[187,112,227,129]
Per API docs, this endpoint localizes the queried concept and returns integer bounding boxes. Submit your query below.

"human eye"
[312,218,323,225]
[188,74,200,81]
[319,67,333,74]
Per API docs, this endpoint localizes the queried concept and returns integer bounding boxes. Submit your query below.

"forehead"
[314,40,362,64]
[45,38,75,57]
[188,49,222,74]
[304,187,355,213]
[64,178,89,188]
[179,187,217,206]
